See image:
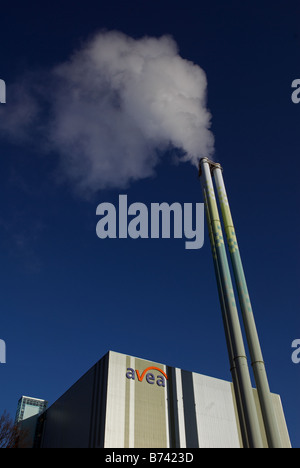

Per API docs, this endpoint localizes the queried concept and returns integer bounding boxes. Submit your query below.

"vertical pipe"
[199,158,263,448]
[212,165,282,448]
[201,178,249,447]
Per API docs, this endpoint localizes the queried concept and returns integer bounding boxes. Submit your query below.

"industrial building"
[37,351,291,448]
[20,159,291,449]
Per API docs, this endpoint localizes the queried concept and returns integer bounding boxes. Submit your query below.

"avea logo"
[126,366,168,387]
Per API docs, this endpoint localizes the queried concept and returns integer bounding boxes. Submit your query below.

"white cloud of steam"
[0,31,214,194]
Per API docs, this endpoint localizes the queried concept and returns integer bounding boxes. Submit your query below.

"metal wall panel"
[192,373,240,448]
[105,352,243,448]
[104,352,127,448]
[40,353,108,448]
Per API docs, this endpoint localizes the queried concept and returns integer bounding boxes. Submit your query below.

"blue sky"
[0,0,299,447]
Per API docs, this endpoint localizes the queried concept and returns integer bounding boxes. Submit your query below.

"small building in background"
[15,396,48,447]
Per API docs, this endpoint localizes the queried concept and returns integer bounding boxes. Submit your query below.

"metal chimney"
[200,170,249,447]
[199,158,263,448]
[212,163,282,448]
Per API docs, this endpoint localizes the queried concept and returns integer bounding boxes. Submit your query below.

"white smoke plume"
[0,31,214,194]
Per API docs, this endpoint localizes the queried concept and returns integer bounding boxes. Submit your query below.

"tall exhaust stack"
[211,162,282,448]
[199,158,263,448]
[199,157,283,448]
[200,168,249,447]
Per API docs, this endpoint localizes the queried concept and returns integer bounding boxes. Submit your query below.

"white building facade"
[39,351,291,448]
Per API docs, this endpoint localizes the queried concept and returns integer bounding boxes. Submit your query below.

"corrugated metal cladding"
[39,351,291,448]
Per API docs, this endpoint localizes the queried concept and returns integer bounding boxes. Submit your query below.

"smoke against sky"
[0,31,214,194]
